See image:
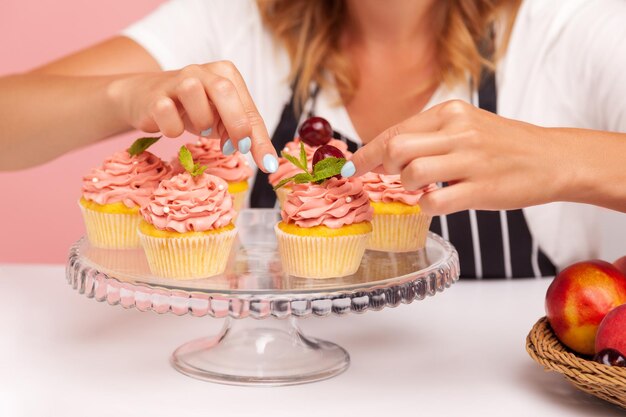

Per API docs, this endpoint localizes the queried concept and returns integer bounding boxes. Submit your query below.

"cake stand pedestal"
[67,209,459,386]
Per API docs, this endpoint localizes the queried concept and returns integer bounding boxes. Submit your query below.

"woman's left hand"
[347,100,573,215]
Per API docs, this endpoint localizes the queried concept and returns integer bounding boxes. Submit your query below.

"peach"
[595,304,626,358]
[545,260,626,355]
[614,256,626,276]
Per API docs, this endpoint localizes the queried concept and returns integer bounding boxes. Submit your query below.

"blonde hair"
[257,0,521,111]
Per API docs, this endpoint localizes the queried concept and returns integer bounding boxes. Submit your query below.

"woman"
[1,0,624,278]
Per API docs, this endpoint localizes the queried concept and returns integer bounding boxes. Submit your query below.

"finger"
[382,133,454,174]
[204,103,221,138]
[216,121,229,143]
[150,97,185,138]
[400,155,468,191]
[350,106,444,177]
[176,77,214,134]
[209,62,277,172]
[202,73,252,144]
[349,138,386,177]
[418,183,474,216]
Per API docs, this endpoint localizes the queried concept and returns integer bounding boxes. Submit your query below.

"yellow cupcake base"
[275,222,371,279]
[227,180,249,194]
[79,197,139,214]
[138,224,237,279]
[371,201,422,215]
[277,221,372,237]
[79,201,141,249]
[367,212,432,252]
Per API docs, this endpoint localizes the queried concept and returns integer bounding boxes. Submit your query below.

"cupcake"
[361,173,435,252]
[138,146,237,279]
[80,138,170,249]
[171,137,252,211]
[268,117,351,207]
[274,143,373,279]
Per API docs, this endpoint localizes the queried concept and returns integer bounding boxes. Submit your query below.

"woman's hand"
[347,100,584,215]
[108,60,278,172]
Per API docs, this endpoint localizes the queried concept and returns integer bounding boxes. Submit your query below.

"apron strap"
[249,80,302,208]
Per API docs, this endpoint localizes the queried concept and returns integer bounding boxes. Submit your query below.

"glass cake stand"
[66,209,459,386]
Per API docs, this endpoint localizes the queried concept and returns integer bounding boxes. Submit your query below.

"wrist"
[541,128,586,204]
[544,128,616,206]
[104,74,136,133]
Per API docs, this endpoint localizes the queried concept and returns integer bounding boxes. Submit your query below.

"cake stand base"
[170,317,350,386]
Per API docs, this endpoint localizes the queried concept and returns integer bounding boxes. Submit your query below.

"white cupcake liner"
[367,212,432,252]
[79,204,141,249]
[275,224,370,279]
[275,186,292,208]
[138,227,237,279]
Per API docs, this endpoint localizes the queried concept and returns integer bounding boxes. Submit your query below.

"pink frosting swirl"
[141,173,235,233]
[268,138,352,186]
[361,173,436,205]
[82,150,171,208]
[281,177,373,228]
[170,138,253,182]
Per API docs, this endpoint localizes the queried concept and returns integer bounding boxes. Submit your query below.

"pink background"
[0,0,195,263]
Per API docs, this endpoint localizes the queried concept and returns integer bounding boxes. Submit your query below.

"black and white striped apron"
[250,73,556,279]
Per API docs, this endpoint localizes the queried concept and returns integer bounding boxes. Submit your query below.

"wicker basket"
[526,317,626,409]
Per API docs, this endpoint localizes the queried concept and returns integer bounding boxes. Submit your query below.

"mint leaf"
[191,164,207,177]
[179,145,195,173]
[293,172,314,184]
[312,157,346,183]
[312,157,344,175]
[281,150,307,172]
[299,141,307,171]
[273,175,299,191]
[128,136,161,156]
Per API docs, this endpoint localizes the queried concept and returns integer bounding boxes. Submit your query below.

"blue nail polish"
[238,137,251,154]
[222,139,235,155]
[341,161,356,178]
[200,128,212,137]
[263,154,278,173]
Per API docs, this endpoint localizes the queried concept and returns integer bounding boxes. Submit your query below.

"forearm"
[552,128,626,212]
[0,73,131,170]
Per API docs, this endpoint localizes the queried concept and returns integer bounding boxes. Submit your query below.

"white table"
[0,264,623,417]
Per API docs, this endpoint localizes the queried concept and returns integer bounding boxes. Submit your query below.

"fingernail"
[238,137,251,154]
[222,139,235,155]
[341,161,355,178]
[263,154,278,173]
[200,128,212,137]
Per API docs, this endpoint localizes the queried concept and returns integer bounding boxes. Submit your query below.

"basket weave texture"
[526,317,626,409]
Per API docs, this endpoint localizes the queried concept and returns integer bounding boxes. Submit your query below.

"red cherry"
[312,145,345,179]
[298,117,333,147]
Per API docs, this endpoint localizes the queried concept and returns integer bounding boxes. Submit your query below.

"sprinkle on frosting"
[281,177,373,228]
[141,172,235,233]
[82,150,171,208]
[361,173,436,205]
[268,138,352,186]
[170,137,252,182]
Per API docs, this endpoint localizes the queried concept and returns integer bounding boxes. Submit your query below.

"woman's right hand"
[108,60,278,172]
